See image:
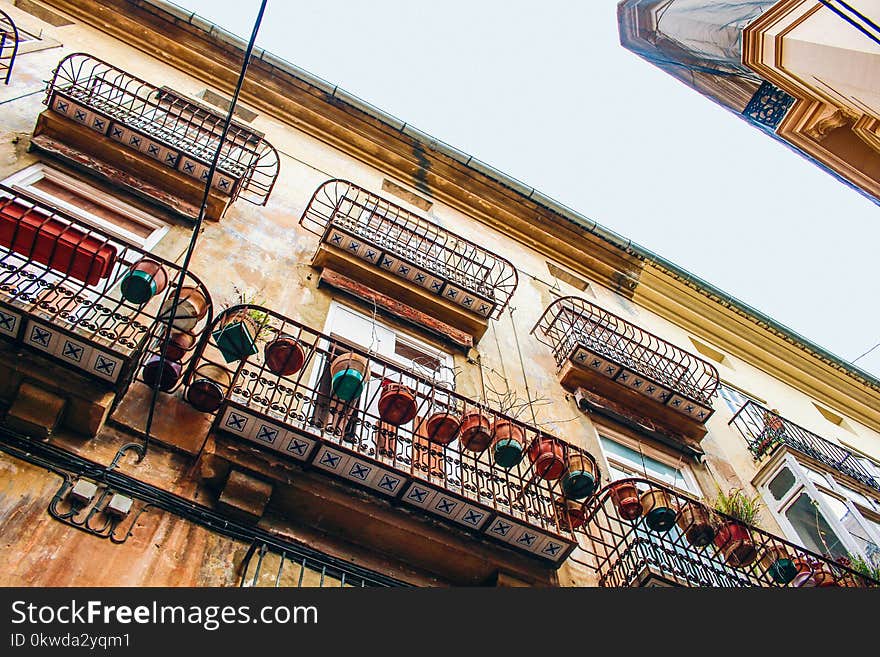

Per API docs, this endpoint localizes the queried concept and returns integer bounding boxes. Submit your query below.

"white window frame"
[597,430,700,498]
[2,163,168,250]
[717,381,763,416]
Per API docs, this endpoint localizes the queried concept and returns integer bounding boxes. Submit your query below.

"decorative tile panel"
[0,307,22,339]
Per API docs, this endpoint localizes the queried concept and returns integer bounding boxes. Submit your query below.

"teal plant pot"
[121,259,168,304]
[212,319,257,363]
[332,368,365,401]
[493,438,524,469]
[562,470,597,500]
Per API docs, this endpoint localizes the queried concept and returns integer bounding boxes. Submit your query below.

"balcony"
[532,297,720,439]
[184,305,598,566]
[580,478,879,587]
[0,9,19,85]
[730,401,880,493]
[0,184,213,400]
[300,180,518,344]
[34,53,279,219]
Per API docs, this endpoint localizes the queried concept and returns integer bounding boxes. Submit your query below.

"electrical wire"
[140,0,268,461]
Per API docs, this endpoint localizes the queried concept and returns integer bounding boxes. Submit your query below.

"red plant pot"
[459,410,492,452]
[557,497,586,531]
[141,355,182,391]
[161,330,196,362]
[264,334,305,376]
[608,481,642,521]
[377,382,418,426]
[714,521,758,567]
[186,364,232,413]
[527,436,566,480]
[424,412,461,445]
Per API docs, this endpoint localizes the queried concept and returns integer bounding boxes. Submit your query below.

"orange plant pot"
[608,481,642,521]
[424,412,461,445]
[459,410,492,453]
[527,436,566,480]
[377,381,418,426]
[714,521,758,568]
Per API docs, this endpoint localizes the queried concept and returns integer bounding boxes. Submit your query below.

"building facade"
[0,0,878,587]
[618,0,880,205]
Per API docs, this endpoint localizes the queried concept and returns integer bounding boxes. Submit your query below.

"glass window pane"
[784,492,848,559]
[768,467,796,501]
[599,437,688,489]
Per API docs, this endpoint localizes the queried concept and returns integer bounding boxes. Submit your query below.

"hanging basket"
[160,330,196,362]
[759,545,797,585]
[561,452,597,500]
[714,521,758,567]
[212,311,258,364]
[640,489,677,533]
[459,410,492,453]
[677,502,715,548]
[424,411,461,445]
[158,286,209,331]
[141,355,182,391]
[608,481,642,521]
[186,363,232,413]
[378,381,418,426]
[121,258,169,304]
[264,334,305,376]
[791,559,819,587]
[490,419,525,468]
[527,436,566,480]
[330,351,369,402]
[556,497,586,531]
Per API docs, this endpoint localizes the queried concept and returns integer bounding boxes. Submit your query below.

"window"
[599,433,699,497]
[2,164,168,249]
[717,383,762,416]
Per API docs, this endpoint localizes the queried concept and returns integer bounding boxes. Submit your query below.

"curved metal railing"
[0,9,19,85]
[299,179,518,319]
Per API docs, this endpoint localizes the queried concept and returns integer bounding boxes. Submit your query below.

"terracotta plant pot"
[330,351,369,402]
[759,546,798,585]
[160,330,195,362]
[608,481,642,521]
[640,489,677,533]
[141,354,182,391]
[186,363,232,413]
[264,334,305,376]
[714,521,758,567]
[556,497,586,531]
[527,436,566,480]
[377,381,418,426]
[791,559,819,587]
[677,503,715,548]
[561,452,597,500]
[121,258,169,304]
[813,568,838,587]
[423,412,460,446]
[458,410,492,452]
[158,286,209,331]
[212,312,258,363]
[491,419,525,468]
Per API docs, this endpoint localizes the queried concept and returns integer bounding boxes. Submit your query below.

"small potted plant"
[712,487,762,568]
[677,501,715,547]
[608,480,642,521]
[211,287,267,364]
[639,487,677,533]
[758,545,798,584]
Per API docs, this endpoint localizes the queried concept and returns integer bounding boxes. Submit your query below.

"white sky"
[175,0,880,379]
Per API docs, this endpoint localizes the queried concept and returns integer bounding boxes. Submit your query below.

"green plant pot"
[562,470,597,500]
[768,558,798,585]
[493,438,524,469]
[332,368,365,401]
[645,506,677,533]
[212,320,257,363]
[121,270,158,304]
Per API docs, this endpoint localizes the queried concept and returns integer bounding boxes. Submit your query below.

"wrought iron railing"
[729,400,880,492]
[580,478,879,587]
[239,541,402,587]
[44,53,279,206]
[0,10,19,85]
[533,296,719,418]
[0,184,212,393]
[184,305,598,564]
[299,180,518,320]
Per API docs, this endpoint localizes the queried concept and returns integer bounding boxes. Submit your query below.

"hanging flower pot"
[121,258,169,304]
[527,435,566,480]
[608,481,642,521]
[458,409,492,452]
[330,351,369,402]
[561,452,597,500]
[186,363,232,413]
[676,502,715,548]
[714,521,758,567]
[490,419,525,468]
[158,285,209,331]
[556,496,586,531]
[423,411,461,445]
[264,334,305,376]
[759,546,798,585]
[160,330,196,362]
[141,355,182,391]
[377,380,418,426]
[640,489,677,533]
[211,311,258,363]
[791,558,819,587]
[813,568,838,587]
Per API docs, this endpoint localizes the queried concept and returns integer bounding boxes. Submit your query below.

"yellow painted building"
[0,0,877,587]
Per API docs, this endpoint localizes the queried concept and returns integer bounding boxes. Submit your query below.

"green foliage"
[845,553,880,581]
[713,486,762,527]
